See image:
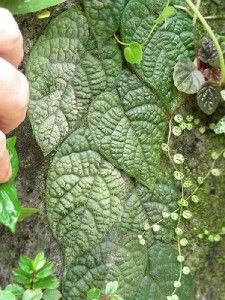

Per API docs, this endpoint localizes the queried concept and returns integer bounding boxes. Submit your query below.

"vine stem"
[193,0,201,26]
[113,34,130,46]
[185,0,225,86]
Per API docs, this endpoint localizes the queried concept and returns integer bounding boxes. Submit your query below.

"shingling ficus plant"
[0,137,38,232]
[25,0,225,299]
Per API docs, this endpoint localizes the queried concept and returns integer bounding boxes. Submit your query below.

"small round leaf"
[173,59,205,94]
[87,288,100,300]
[124,42,143,64]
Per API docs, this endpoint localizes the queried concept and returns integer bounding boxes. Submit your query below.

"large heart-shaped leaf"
[46,128,132,263]
[26,7,122,155]
[135,243,195,300]
[88,71,166,189]
[83,0,129,46]
[121,0,194,111]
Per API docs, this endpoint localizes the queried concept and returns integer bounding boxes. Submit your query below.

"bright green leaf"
[36,262,54,279]
[42,289,62,300]
[33,276,59,290]
[18,255,33,274]
[173,59,205,94]
[0,0,66,14]
[32,252,46,271]
[0,182,21,233]
[105,281,119,295]
[5,284,24,296]
[12,268,31,286]
[0,291,16,300]
[124,42,143,64]
[6,137,19,182]
[87,288,101,300]
[154,6,177,24]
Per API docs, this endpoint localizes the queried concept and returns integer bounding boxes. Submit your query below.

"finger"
[0,131,12,183]
[0,58,29,133]
[0,8,24,67]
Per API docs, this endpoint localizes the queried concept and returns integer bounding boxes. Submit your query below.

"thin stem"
[193,0,201,26]
[205,15,225,20]
[113,34,130,46]
[186,0,225,85]
[174,5,193,18]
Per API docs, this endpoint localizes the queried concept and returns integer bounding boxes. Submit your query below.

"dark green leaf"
[105,281,119,295]
[124,42,143,64]
[87,288,100,300]
[0,0,66,14]
[0,291,16,300]
[0,182,21,233]
[199,37,217,64]
[42,289,62,300]
[6,137,19,182]
[173,59,205,94]
[197,82,221,115]
[18,207,39,222]
[5,284,24,296]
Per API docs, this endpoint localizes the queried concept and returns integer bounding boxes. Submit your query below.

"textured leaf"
[63,233,148,300]
[0,0,66,14]
[0,182,21,233]
[105,281,119,295]
[46,128,132,263]
[26,7,122,155]
[197,82,221,115]
[173,59,205,94]
[89,71,166,189]
[43,289,61,300]
[135,243,195,300]
[199,37,217,64]
[121,0,194,110]
[83,0,129,46]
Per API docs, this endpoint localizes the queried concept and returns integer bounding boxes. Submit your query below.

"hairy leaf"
[173,59,205,94]
[46,128,132,263]
[135,243,195,300]
[83,0,128,46]
[121,0,194,110]
[197,82,221,115]
[0,0,66,14]
[26,8,122,155]
[89,71,166,189]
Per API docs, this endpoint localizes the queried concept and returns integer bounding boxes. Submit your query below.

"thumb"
[0,130,12,183]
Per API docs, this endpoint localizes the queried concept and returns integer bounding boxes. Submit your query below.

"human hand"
[0,8,29,183]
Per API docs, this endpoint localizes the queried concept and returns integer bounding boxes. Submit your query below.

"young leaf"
[124,42,143,64]
[0,0,66,14]
[18,208,39,222]
[32,252,46,271]
[87,288,101,300]
[105,281,119,295]
[214,116,225,134]
[42,289,62,300]
[12,268,31,286]
[0,291,16,300]
[154,6,177,24]
[18,255,33,274]
[0,182,21,233]
[22,289,43,300]
[6,137,19,182]
[197,82,221,115]
[173,59,205,94]
[36,262,54,279]
[33,276,59,290]
[199,37,217,64]
[5,284,24,296]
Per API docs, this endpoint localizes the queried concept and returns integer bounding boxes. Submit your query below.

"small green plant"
[0,252,61,300]
[0,137,38,232]
[87,282,123,300]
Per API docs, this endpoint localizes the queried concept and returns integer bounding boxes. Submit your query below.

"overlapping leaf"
[83,0,129,46]
[46,128,132,263]
[135,243,195,300]
[89,71,166,189]
[121,0,194,111]
[26,7,122,155]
